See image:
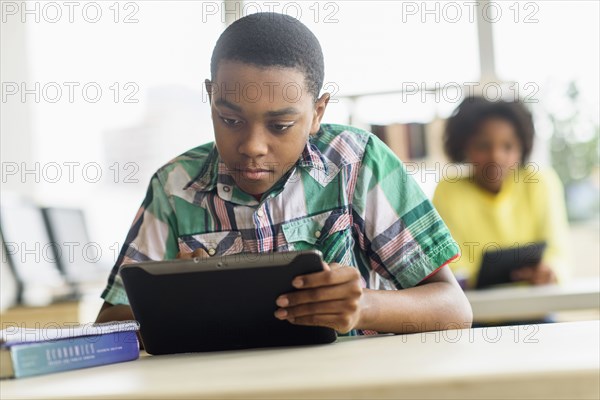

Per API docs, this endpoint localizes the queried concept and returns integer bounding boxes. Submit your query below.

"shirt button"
[207,248,216,256]
[314,230,321,238]
[257,209,264,218]
[223,186,230,192]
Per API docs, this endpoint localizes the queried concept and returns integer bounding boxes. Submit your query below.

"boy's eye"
[221,117,243,127]
[270,123,294,132]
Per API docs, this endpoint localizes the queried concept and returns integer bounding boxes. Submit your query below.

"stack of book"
[0,321,140,379]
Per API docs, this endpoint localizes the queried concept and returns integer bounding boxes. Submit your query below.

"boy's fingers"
[293,265,359,289]
[289,314,352,334]
[176,248,209,259]
[176,251,191,259]
[192,248,209,258]
[275,299,357,320]
[321,262,343,271]
[278,280,361,307]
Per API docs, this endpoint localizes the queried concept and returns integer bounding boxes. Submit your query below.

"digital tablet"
[119,250,337,354]
[475,242,547,289]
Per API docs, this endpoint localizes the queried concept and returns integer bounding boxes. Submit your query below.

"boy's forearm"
[96,303,144,349]
[358,282,473,334]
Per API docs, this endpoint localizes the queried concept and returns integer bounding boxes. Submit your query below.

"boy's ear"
[310,93,330,135]
[205,79,213,103]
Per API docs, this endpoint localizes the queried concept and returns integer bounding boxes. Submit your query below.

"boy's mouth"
[236,168,273,181]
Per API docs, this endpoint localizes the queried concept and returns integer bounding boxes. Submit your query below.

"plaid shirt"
[102,124,459,334]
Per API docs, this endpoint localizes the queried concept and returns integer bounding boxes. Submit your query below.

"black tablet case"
[120,251,337,354]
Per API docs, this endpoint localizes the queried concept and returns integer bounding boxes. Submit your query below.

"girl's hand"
[512,263,557,285]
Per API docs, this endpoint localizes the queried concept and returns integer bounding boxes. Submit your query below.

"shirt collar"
[296,135,330,175]
[183,144,220,192]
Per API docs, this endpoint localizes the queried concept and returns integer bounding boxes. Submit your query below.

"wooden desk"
[1,321,598,399]
[466,279,600,322]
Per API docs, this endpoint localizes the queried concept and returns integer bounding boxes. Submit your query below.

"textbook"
[0,321,140,379]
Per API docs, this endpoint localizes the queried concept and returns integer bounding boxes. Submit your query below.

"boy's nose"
[238,127,269,158]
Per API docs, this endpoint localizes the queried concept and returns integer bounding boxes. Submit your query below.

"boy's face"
[207,61,329,196]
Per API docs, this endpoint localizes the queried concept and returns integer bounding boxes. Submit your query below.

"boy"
[97,12,472,335]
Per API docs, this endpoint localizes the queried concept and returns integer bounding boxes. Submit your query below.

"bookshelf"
[335,80,528,198]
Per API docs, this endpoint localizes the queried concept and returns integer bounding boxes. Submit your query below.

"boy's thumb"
[192,248,210,258]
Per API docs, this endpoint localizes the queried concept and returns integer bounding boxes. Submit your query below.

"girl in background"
[433,97,570,289]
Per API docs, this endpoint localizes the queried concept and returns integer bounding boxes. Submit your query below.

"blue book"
[1,322,140,379]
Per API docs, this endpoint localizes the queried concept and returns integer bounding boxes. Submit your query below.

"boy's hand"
[274,262,365,334]
[176,248,209,259]
[511,262,557,285]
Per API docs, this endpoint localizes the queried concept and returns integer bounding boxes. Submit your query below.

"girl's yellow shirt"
[432,167,570,288]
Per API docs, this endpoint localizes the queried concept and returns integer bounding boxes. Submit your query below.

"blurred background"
[1,1,598,315]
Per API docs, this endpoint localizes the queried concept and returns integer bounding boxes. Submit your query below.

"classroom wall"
[1,11,34,198]
[1,1,598,279]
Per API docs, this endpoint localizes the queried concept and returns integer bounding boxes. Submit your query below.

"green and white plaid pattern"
[102,124,459,330]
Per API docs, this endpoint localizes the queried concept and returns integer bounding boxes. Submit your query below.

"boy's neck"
[252,193,263,202]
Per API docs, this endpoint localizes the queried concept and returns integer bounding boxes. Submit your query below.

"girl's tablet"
[476,242,547,289]
[119,250,337,354]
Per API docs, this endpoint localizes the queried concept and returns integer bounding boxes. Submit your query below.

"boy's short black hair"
[210,12,324,100]
[444,96,535,164]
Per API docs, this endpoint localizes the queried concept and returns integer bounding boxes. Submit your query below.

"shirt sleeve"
[351,135,460,289]
[101,172,180,305]
[432,181,464,268]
